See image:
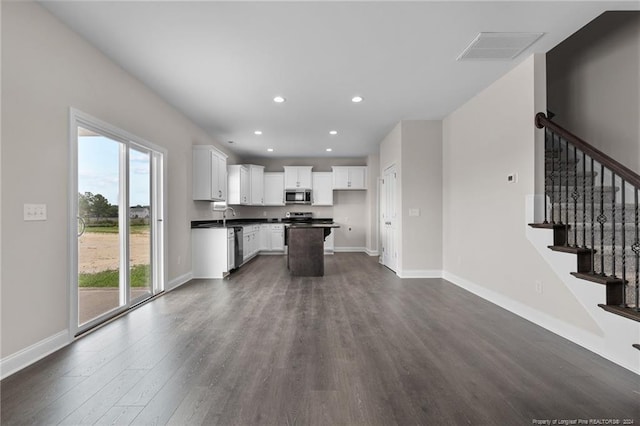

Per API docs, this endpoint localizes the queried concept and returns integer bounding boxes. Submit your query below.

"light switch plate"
[24,204,47,221]
[507,173,518,183]
[409,208,420,217]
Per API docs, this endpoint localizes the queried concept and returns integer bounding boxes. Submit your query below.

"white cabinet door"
[249,165,264,205]
[284,167,299,189]
[348,167,366,189]
[216,154,227,201]
[260,224,270,251]
[297,167,313,189]
[332,166,367,190]
[240,167,249,205]
[227,165,249,205]
[227,229,235,270]
[312,172,333,206]
[284,166,313,189]
[264,173,285,206]
[192,146,227,201]
[270,225,284,251]
[332,167,350,189]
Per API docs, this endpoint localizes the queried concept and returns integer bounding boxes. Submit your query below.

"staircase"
[530,113,640,351]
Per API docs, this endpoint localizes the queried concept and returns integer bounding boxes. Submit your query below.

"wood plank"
[2,253,639,425]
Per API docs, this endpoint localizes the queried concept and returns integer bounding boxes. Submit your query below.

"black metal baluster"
[544,130,550,224]
[611,172,616,278]
[599,163,605,275]
[590,157,595,274]
[573,145,578,247]
[635,189,639,311]
[556,134,561,224]
[565,139,569,244]
[621,180,626,306]
[582,150,586,247]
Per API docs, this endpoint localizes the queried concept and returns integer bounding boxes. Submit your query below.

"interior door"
[380,165,397,272]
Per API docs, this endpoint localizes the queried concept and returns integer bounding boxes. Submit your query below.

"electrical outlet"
[409,208,420,217]
[534,280,543,294]
[24,204,47,221]
[507,173,518,183]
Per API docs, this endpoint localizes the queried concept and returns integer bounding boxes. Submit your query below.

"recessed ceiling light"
[273,96,286,103]
[326,148,333,152]
[254,130,262,135]
[329,130,338,135]
[351,96,363,103]
[267,148,274,152]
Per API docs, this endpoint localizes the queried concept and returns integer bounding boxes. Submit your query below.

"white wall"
[401,121,442,274]
[365,152,380,255]
[547,11,640,172]
[378,120,443,275]
[442,54,601,335]
[1,2,233,360]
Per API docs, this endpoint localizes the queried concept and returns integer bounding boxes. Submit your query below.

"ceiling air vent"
[457,32,544,61]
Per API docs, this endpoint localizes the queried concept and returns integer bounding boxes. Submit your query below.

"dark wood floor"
[2,253,639,425]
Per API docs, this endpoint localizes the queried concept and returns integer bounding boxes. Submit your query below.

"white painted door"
[380,165,397,272]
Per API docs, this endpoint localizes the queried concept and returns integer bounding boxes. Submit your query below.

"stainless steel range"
[284,211,314,223]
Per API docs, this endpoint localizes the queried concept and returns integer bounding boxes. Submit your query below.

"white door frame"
[68,108,167,337]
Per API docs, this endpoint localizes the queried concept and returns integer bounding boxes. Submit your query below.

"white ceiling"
[41,1,639,158]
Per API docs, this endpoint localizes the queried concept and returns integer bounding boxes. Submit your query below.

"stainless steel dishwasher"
[233,226,244,268]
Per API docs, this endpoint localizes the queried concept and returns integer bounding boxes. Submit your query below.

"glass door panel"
[129,147,152,303]
[77,127,125,326]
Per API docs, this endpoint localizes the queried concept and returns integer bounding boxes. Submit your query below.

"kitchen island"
[287,224,340,276]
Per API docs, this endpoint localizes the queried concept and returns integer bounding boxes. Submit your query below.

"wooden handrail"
[536,112,640,189]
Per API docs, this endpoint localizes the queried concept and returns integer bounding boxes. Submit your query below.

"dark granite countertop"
[191,218,334,229]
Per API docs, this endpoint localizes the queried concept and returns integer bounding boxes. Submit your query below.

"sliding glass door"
[72,111,165,334]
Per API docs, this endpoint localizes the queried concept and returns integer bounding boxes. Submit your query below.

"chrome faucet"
[222,207,236,227]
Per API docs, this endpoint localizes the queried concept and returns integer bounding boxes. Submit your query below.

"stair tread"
[597,304,640,322]
[570,272,625,285]
[548,245,594,254]
[528,223,569,229]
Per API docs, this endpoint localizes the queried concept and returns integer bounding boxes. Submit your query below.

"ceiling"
[41,1,639,158]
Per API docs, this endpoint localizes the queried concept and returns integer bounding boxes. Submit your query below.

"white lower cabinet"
[192,228,234,278]
[242,225,261,263]
[270,224,285,251]
[257,223,285,253]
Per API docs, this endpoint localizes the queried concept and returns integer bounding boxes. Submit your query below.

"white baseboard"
[365,249,379,256]
[442,270,640,375]
[166,271,193,291]
[398,269,443,278]
[334,247,367,253]
[0,330,71,380]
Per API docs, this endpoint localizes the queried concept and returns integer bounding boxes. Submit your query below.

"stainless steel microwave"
[285,189,312,204]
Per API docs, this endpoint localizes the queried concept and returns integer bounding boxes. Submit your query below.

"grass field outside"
[79,263,150,288]
[84,224,149,234]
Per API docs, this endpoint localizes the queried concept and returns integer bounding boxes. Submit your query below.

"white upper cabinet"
[229,164,263,205]
[192,145,228,201]
[227,165,250,205]
[312,172,333,206]
[332,166,367,190]
[284,166,313,189]
[264,172,285,206]
[248,165,264,205]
